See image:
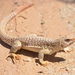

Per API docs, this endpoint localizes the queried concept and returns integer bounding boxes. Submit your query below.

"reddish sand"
[0,0,75,75]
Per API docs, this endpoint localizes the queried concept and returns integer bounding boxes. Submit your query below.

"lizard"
[0,3,75,66]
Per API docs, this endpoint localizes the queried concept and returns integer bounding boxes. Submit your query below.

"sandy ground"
[0,0,75,75]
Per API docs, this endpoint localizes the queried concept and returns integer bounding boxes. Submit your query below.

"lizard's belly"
[22,46,42,53]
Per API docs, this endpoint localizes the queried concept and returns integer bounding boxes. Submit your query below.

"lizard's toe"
[6,53,21,64]
[9,53,21,60]
[15,54,21,60]
[40,61,50,66]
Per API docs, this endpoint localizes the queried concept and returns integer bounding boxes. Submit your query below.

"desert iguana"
[0,3,75,66]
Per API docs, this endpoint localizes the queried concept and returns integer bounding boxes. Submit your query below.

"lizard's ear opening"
[65,39,71,42]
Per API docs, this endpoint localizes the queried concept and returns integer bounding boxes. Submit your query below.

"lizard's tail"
[0,3,33,45]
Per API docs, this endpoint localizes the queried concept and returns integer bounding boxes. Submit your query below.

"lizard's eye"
[65,39,71,42]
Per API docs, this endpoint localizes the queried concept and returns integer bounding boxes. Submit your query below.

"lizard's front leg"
[38,48,50,66]
[7,40,22,63]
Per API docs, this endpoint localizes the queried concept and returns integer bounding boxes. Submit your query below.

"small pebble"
[72,68,75,71]
[65,67,70,72]
[25,57,32,62]
[38,70,43,73]
[14,2,18,5]
[14,1,20,6]
[41,19,45,25]
[36,63,39,66]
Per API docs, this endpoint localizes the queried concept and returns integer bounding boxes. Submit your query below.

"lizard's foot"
[40,61,50,66]
[9,53,21,60]
[6,53,21,64]
[64,47,73,53]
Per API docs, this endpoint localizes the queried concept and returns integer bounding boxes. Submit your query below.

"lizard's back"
[18,35,54,52]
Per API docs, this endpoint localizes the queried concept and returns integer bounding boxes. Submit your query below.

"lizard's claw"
[9,53,21,60]
[6,53,21,64]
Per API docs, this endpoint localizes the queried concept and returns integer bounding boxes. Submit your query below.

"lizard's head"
[60,36,75,48]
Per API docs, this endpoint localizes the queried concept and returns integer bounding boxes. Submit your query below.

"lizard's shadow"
[0,39,11,49]
[44,52,65,62]
[17,50,65,62]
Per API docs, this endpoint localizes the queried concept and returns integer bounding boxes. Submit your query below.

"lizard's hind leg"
[7,40,22,62]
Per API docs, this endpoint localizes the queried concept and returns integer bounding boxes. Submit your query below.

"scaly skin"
[0,3,75,66]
